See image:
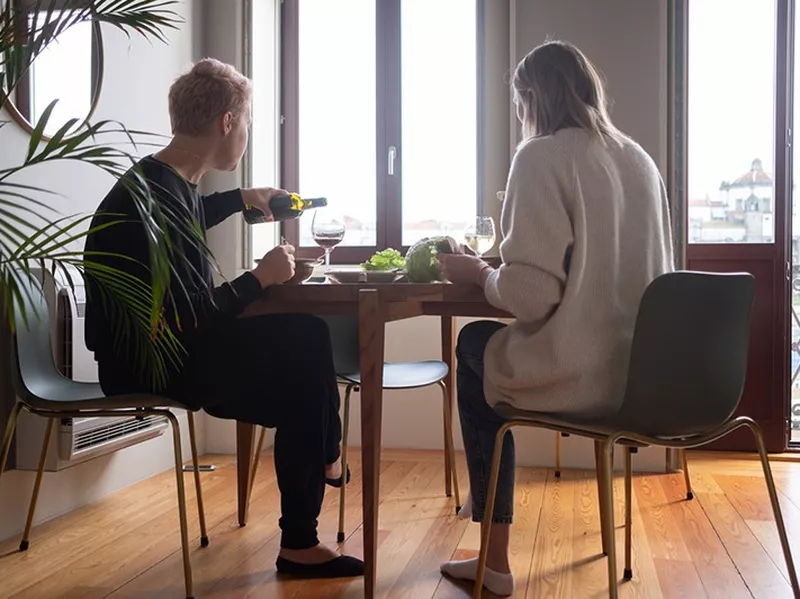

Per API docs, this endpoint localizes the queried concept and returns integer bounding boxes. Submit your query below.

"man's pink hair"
[168,58,252,136]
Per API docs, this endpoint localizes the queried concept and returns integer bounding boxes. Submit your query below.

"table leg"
[359,289,385,599]
[236,421,255,527]
[441,316,456,497]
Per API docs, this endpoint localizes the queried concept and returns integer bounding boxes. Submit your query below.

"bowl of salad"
[360,248,405,283]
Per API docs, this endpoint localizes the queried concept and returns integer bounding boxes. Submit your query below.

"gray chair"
[474,271,799,599]
[0,273,207,599]
[249,314,461,543]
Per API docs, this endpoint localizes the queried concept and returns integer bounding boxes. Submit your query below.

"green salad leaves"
[361,248,406,271]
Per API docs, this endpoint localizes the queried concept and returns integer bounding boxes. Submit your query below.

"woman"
[437,41,674,595]
[83,58,362,578]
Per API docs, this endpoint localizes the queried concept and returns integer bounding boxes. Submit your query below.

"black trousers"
[99,314,342,550]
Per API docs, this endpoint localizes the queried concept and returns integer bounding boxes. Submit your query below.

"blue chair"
[0,273,207,599]
[249,314,461,543]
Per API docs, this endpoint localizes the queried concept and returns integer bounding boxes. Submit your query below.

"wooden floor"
[2,449,800,599]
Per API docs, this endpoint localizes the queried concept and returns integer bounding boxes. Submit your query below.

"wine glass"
[311,208,346,268]
[463,216,496,256]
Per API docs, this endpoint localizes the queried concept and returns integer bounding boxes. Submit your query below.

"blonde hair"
[168,58,253,136]
[513,41,621,142]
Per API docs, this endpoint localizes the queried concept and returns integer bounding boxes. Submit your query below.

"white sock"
[457,491,472,520]
[440,557,515,596]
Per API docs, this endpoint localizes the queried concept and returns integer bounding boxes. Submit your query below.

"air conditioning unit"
[14,267,167,471]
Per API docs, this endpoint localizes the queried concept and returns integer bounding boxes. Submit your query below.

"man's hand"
[241,187,290,221]
[253,244,296,287]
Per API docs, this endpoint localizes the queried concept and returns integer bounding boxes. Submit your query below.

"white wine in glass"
[464,216,496,256]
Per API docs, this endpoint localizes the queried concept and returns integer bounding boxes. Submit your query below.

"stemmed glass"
[463,216,497,256]
[311,208,346,268]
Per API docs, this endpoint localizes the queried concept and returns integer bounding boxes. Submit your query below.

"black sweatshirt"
[83,155,262,390]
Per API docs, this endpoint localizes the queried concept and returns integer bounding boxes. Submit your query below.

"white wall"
[0,1,205,542]
[201,0,671,473]
[513,0,669,172]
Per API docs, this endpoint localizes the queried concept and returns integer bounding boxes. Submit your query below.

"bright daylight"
[4,2,800,599]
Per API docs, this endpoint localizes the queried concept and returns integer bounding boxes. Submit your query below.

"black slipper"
[325,465,351,488]
[275,555,364,579]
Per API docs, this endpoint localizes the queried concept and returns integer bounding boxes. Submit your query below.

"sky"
[294,0,477,245]
[27,19,92,137]
[687,0,776,200]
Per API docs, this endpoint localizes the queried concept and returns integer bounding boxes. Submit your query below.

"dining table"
[237,277,511,598]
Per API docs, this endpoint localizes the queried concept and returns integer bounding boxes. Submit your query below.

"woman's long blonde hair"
[513,41,622,143]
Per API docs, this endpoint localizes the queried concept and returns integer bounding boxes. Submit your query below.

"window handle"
[388,145,397,176]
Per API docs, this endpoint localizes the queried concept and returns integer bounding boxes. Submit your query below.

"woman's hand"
[253,244,295,287]
[241,187,289,221]
[437,252,494,287]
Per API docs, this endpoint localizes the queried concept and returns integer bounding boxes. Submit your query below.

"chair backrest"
[8,270,67,404]
[321,315,362,376]
[614,270,756,437]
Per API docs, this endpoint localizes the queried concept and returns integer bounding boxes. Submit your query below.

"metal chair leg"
[595,440,610,556]
[555,432,562,478]
[623,446,633,580]
[0,403,24,476]
[186,412,208,547]
[19,416,54,551]
[681,449,694,500]
[745,420,800,597]
[600,439,619,599]
[473,421,513,599]
[337,385,353,544]
[438,380,461,512]
[165,411,194,599]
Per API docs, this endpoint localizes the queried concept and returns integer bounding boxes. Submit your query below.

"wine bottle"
[243,193,328,224]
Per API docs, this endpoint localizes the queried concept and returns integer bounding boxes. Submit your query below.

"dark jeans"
[99,314,342,550]
[457,320,515,524]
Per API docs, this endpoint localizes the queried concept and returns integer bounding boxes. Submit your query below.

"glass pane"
[687,0,775,244]
[249,0,279,264]
[791,2,800,442]
[401,0,477,247]
[28,16,93,137]
[297,0,376,247]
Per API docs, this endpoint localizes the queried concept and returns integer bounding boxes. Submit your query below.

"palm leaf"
[0,1,225,389]
[1,1,181,105]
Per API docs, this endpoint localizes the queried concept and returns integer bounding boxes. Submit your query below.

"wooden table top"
[243,281,512,319]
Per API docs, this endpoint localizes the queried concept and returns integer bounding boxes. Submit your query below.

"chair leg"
[623,446,633,581]
[186,412,208,547]
[0,403,24,476]
[165,411,194,599]
[473,422,513,599]
[745,420,800,597]
[20,416,54,551]
[595,440,610,556]
[600,439,619,599]
[337,385,353,544]
[555,432,562,478]
[248,425,268,514]
[438,381,461,512]
[681,449,694,500]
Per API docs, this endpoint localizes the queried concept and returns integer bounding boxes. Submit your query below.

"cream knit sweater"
[483,128,674,416]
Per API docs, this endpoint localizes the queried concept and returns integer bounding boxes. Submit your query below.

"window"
[11,5,98,138]
[685,0,776,244]
[275,0,479,263]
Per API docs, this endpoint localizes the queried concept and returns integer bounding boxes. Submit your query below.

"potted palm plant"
[0,0,213,393]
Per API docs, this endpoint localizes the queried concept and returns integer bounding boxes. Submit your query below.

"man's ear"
[221,111,234,135]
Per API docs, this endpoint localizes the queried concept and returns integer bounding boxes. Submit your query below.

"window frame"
[278,0,484,264]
